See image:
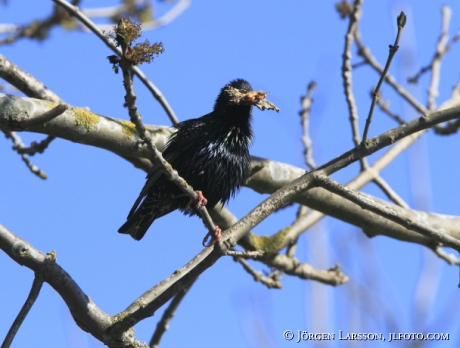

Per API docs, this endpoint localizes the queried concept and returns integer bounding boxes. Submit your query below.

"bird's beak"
[226,87,280,112]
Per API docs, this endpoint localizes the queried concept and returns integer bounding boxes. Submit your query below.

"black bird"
[118,79,257,243]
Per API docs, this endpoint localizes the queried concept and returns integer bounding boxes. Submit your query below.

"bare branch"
[376,95,406,124]
[267,255,348,286]
[0,224,114,343]
[234,257,282,289]
[0,55,62,102]
[106,113,459,333]
[3,131,47,179]
[299,81,317,170]
[1,275,44,348]
[108,246,221,335]
[372,175,409,209]
[244,104,460,250]
[0,5,68,46]
[14,104,68,129]
[433,81,460,134]
[341,0,363,147]
[85,0,191,32]
[427,6,452,110]
[431,246,460,266]
[52,0,179,125]
[362,12,406,143]
[3,99,460,343]
[3,94,460,250]
[149,277,197,348]
[313,173,460,251]
[16,135,60,156]
[407,6,459,91]
[354,30,429,115]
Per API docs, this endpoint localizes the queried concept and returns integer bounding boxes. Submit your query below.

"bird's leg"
[174,190,208,210]
[192,190,208,209]
[202,226,222,247]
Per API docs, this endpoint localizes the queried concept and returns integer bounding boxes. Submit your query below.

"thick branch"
[0,224,113,342]
[313,173,460,251]
[3,93,460,248]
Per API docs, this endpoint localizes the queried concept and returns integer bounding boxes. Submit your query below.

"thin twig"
[362,12,406,143]
[287,205,308,258]
[0,6,65,46]
[434,80,460,134]
[267,255,348,286]
[341,0,363,147]
[3,131,48,179]
[0,54,63,166]
[16,104,68,129]
[434,118,460,135]
[354,29,428,115]
[299,81,317,170]
[149,277,197,348]
[1,275,44,348]
[351,60,367,69]
[372,175,409,209]
[427,6,451,111]
[52,0,179,125]
[15,135,56,156]
[285,237,299,258]
[235,257,282,289]
[376,95,405,124]
[89,0,191,32]
[431,245,460,265]
[407,7,458,87]
[341,0,371,178]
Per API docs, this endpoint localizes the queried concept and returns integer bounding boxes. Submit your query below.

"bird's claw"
[179,190,208,211]
[202,226,222,247]
[194,190,208,209]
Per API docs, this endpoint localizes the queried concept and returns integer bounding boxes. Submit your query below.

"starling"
[118,79,260,243]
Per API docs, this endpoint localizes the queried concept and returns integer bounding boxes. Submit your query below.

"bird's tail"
[118,194,175,240]
[118,206,156,241]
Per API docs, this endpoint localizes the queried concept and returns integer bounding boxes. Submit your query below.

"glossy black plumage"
[118,79,254,240]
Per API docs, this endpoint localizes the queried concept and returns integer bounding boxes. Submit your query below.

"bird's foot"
[193,190,208,209]
[175,190,208,211]
[202,226,222,247]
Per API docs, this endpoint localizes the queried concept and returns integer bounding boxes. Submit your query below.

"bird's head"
[214,79,253,112]
[213,78,280,114]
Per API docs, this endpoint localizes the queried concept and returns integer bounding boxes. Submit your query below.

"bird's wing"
[126,117,208,218]
[126,126,184,218]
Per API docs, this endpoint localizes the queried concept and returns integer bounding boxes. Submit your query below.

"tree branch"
[1,275,44,348]
[149,277,197,348]
[0,224,113,343]
[362,12,406,143]
[3,93,460,250]
[313,173,460,251]
[52,0,179,125]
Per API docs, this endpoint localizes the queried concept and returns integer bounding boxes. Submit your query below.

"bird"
[118,78,258,244]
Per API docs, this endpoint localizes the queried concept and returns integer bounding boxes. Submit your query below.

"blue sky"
[1,1,460,347]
